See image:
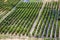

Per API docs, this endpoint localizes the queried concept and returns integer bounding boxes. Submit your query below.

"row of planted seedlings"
[43,13,51,37]
[46,9,54,38]
[48,10,56,38]
[4,8,25,34]
[47,2,58,38]
[0,8,23,34]
[9,7,39,35]
[0,7,40,36]
[0,3,25,34]
[0,8,29,34]
[0,2,42,36]
[8,9,32,33]
[40,7,51,38]
[50,2,59,38]
[43,2,58,38]
[32,3,44,36]
[19,8,40,36]
[0,8,24,33]
[44,2,59,38]
[43,2,55,38]
[55,5,59,38]
[11,8,38,36]
[32,4,49,37]
[32,2,59,38]
[17,2,43,8]
[36,6,51,38]
[0,2,43,21]
[42,3,54,37]
[31,2,48,36]
[7,8,30,35]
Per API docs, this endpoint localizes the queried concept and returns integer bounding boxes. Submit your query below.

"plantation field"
[0,0,59,39]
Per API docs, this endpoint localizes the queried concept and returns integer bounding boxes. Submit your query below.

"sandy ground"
[45,0,58,2]
[0,34,44,40]
[4,0,7,2]
[0,11,7,15]
[0,38,44,40]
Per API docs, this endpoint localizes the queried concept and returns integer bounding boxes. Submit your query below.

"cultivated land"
[0,0,59,40]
